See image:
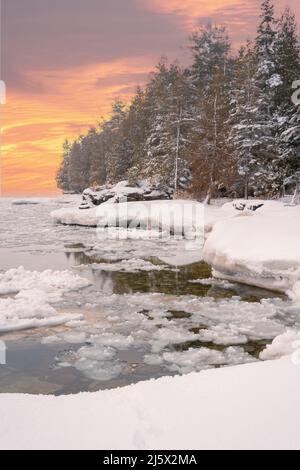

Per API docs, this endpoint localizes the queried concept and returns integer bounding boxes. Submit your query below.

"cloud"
[2,0,186,93]
[138,0,300,46]
[2,0,300,195]
[1,56,154,195]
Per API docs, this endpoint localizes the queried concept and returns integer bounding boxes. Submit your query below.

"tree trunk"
[244,173,249,200]
[174,104,182,199]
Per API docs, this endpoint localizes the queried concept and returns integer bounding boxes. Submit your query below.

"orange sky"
[1,0,300,196]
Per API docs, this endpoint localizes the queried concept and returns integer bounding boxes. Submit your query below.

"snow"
[203,200,300,299]
[1,356,300,449]
[52,199,205,240]
[0,267,90,332]
[260,330,300,361]
[0,266,90,297]
[161,346,255,374]
[80,180,172,209]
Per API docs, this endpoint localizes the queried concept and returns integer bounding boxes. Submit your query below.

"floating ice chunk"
[163,346,255,374]
[91,333,135,349]
[77,345,117,361]
[41,335,61,345]
[0,267,90,332]
[74,358,123,381]
[151,327,199,353]
[198,326,248,345]
[0,266,91,298]
[70,345,121,381]
[144,354,164,366]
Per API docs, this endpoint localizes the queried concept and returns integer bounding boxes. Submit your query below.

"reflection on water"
[0,340,165,395]
[69,250,286,301]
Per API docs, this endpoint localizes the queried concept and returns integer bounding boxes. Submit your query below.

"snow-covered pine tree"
[102,99,131,184]
[275,9,300,195]
[280,105,300,192]
[85,127,107,187]
[242,0,282,197]
[190,24,231,93]
[56,139,72,191]
[188,25,234,202]
[67,137,91,193]
[229,43,261,198]
[138,61,193,192]
[126,87,150,184]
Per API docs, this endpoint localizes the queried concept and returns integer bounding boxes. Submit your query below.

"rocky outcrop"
[79,181,173,209]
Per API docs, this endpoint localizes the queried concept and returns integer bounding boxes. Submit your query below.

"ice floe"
[0,267,90,332]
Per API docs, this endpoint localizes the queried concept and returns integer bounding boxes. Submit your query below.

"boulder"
[79,181,173,209]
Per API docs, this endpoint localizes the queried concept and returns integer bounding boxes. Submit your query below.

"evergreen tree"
[188,25,234,202]
[229,43,259,198]
[56,139,71,191]
[103,99,128,183]
[190,24,231,93]
[85,127,107,187]
[275,9,300,194]
[56,1,300,201]
[136,61,193,190]
[67,138,91,192]
[235,0,281,197]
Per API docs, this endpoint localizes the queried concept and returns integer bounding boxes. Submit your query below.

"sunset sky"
[1,0,300,196]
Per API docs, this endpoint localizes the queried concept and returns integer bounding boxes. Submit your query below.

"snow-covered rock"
[203,201,300,299]
[79,180,173,209]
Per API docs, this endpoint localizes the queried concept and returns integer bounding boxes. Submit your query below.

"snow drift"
[1,356,300,450]
[203,200,300,300]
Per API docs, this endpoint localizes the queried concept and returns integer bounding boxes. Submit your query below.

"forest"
[57,0,300,201]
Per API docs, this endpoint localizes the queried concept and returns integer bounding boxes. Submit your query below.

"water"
[0,197,298,395]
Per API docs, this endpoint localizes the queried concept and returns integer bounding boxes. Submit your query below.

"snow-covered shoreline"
[1,196,300,450]
[51,197,300,300]
[0,355,300,450]
[203,200,300,301]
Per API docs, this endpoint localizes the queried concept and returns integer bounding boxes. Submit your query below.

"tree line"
[57,0,300,201]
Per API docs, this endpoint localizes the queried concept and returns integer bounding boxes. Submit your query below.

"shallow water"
[0,197,298,395]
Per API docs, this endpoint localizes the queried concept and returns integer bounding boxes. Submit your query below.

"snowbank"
[1,356,300,450]
[0,267,90,332]
[260,330,300,361]
[52,199,205,240]
[203,201,300,299]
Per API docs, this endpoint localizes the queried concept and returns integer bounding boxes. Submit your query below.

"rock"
[233,201,264,212]
[79,181,173,209]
